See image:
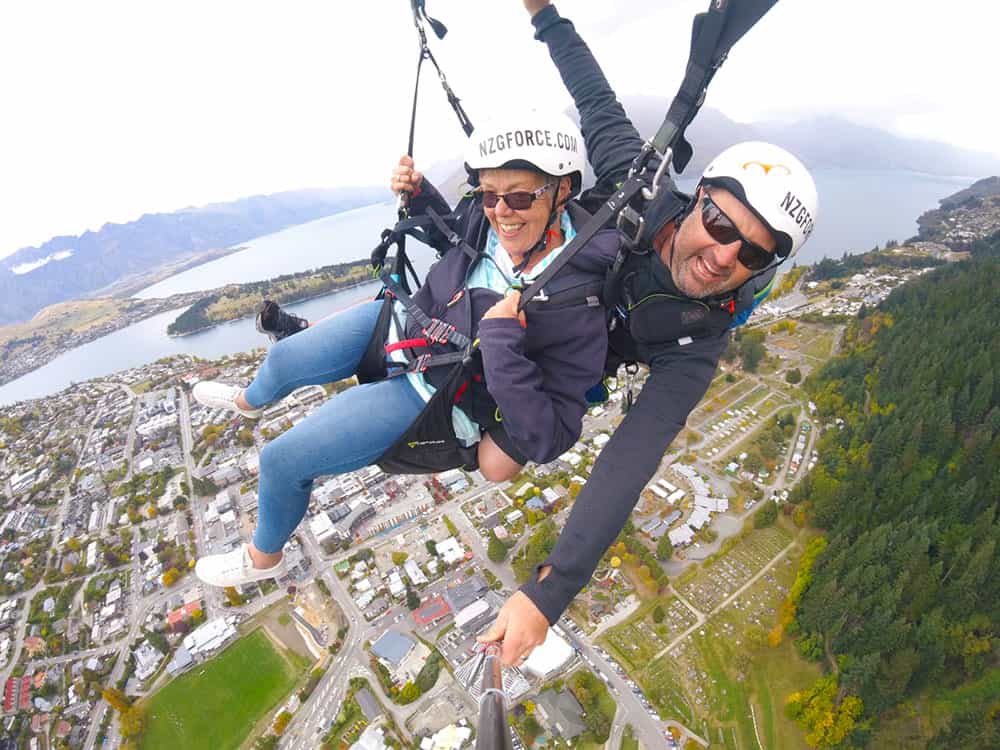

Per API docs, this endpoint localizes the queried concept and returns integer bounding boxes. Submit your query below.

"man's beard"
[672,254,735,298]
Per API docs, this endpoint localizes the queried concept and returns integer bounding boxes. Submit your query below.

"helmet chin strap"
[512,184,562,277]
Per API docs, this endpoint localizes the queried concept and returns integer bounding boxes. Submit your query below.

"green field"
[619,726,639,750]
[140,629,309,750]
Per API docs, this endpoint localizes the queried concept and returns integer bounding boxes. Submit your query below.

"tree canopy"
[791,254,999,733]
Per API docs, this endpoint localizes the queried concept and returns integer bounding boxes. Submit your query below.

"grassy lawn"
[140,629,308,750]
[619,725,639,750]
[800,327,835,360]
[750,640,821,749]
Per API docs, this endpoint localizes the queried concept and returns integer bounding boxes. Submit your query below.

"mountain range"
[6,106,998,326]
[0,187,386,325]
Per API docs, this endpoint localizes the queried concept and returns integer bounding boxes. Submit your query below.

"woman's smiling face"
[478,168,568,263]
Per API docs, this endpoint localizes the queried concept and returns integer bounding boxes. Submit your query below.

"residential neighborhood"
[0,255,935,750]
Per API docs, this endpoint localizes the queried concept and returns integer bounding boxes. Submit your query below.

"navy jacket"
[519,5,731,623]
[405,179,618,465]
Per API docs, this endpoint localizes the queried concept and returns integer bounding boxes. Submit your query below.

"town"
[0,251,949,750]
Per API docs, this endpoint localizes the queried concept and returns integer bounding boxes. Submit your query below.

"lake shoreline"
[166,279,378,338]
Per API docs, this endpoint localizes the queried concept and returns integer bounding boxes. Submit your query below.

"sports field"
[140,629,309,750]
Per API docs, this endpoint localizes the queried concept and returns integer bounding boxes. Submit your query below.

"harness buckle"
[616,206,645,249]
[411,353,432,373]
[424,319,456,344]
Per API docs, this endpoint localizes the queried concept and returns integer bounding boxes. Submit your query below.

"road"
[177,389,222,618]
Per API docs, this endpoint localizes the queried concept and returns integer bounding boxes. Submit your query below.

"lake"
[0,169,973,406]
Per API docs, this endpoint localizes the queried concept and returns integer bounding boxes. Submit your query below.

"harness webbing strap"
[517,174,648,312]
[385,337,429,354]
[381,269,473,350]
[651,0,778,172]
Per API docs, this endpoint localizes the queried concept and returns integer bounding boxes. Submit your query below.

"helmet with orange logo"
[700,141,818,259]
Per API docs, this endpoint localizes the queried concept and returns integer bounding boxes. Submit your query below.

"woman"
[192,109,620,588]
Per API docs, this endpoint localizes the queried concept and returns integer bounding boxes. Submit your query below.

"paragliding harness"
[361,0,780,471]
[360,203,606,475]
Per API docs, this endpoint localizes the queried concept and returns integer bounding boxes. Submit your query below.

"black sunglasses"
[476,182,553,210]
[701,192,774,271]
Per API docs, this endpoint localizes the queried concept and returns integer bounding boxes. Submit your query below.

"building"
[668,525,695,547]
[520,628,574,680]
[309,511,337,544]
[334,503,375,540]
[387,571,406,599]
[403,559,428,586]
[371,630,416,672]
[419,723,473,750]
[354,688,382,722]
[444,575,488,612]
[412,596,452,628]
[166,646,193,676]
[133,641,164,681]
[454,599,493,635]
[351,725,390,750]
[535,688,587,740]
[435,536,466,566]
[182,617,237,656]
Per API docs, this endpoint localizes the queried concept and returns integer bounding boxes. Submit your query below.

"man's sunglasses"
[476,182,553,210]
[701,192,774,271]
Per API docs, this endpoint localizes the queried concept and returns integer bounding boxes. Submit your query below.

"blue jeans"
[243,301,426,553]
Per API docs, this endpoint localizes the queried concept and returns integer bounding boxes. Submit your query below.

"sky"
[1,0,997,258]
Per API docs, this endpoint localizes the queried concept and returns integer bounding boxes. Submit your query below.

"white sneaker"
[194,544,287,588]
[192,381,264,418]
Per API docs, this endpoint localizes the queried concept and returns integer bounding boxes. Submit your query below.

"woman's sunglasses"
[701,192,774,271]
[476,182,553,210]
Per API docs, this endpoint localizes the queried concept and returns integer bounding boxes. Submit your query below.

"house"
[435,536,466,566]
[412,596,452,628]
[535,688,587,740]
[505,509,524,525]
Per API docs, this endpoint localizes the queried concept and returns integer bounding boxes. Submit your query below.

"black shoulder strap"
[654,0,778,173]
[517,176,645,312]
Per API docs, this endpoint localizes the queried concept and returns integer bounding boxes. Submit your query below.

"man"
[479,1,818,667]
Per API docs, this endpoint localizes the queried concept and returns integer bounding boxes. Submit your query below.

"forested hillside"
[790,244,999,746]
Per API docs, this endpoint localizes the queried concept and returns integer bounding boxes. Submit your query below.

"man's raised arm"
[527,2,645,208]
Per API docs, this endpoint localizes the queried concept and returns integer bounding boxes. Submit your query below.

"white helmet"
[701,141,818,259]
[464,109,586,197]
